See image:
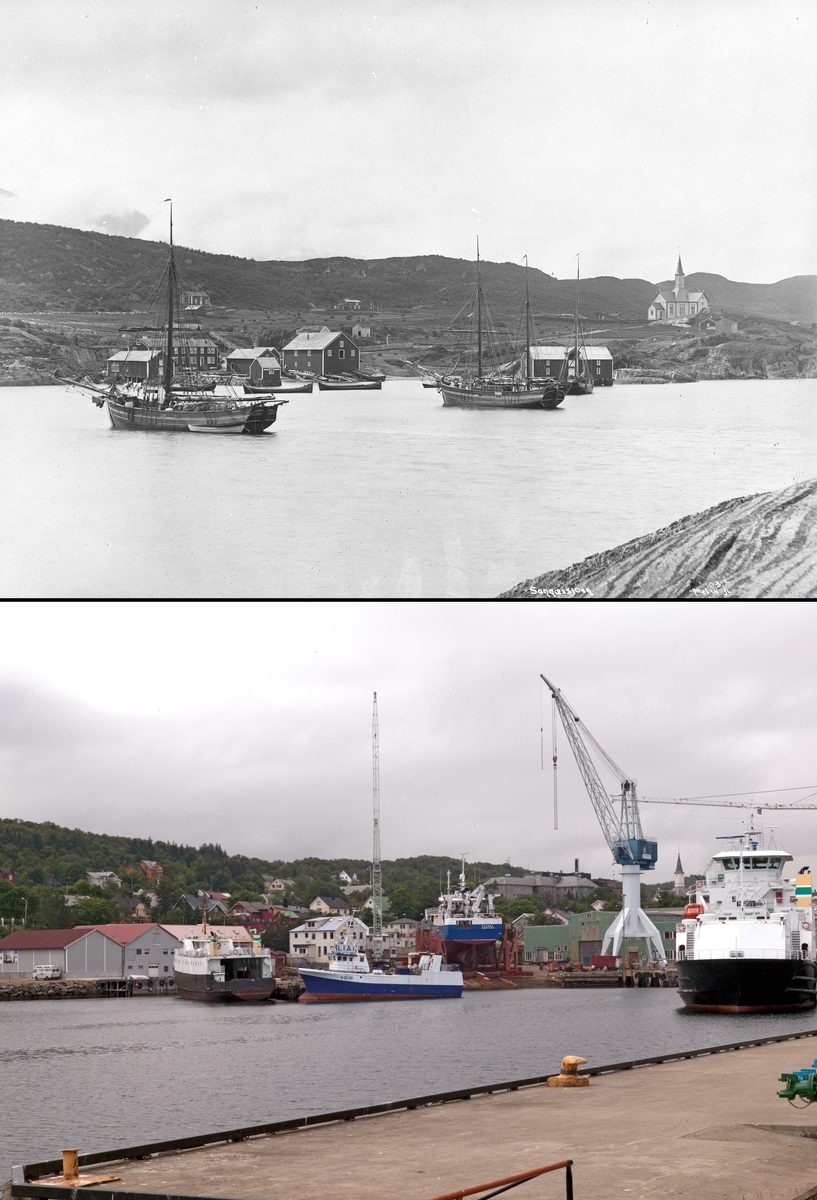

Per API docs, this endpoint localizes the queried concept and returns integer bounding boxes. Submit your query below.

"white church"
[648,257,710,323]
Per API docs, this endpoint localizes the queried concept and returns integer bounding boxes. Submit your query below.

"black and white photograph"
[2,601,817,1199]
[0,0,814,598]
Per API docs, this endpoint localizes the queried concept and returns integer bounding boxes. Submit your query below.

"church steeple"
[675,256,685,290]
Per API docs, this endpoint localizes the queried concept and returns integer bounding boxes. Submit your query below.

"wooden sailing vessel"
[433,245,565,410]
[67,205,287,434]
[559,259,595,396]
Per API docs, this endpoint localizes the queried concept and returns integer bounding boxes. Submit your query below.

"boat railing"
[423,1159,574,1200]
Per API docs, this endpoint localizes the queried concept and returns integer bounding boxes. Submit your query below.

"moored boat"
[299,942,463,1002]
[423,245,566,410]
[417,859,504,970]
[676,832,816,1012]
[64,204,286,435]
[174,916,275,1003]
[243,380,314,394]
[317,374,382,390]
[559,258,595,396]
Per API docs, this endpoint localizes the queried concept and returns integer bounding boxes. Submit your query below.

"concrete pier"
[28,1037,817,1200]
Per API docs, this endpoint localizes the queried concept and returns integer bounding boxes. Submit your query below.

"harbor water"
[3,989,817,1179]
[1,379,815,597]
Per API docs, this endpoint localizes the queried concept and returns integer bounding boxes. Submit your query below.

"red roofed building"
[0,923,179,981]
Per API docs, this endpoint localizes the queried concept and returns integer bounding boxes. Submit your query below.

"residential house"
[289,915,369,963]
[527,346,613,386]
[133,332,220,374]
[338,870,359,885]
[86,871,122,890]
[262,876,295,893]
[231,901,280,926]
[181,289,211,311]
[0,868,19,883]
[309,895,350,916]
[333,298,362,310]
[282,328,360,376]
[383,918,419,958]
[180,894,230,916]
[113,892,152,922]
[363,895,392,916]
[225,346,282,385]
[139,860,163,883]
[648,258,710,322]
[351,324,371,340]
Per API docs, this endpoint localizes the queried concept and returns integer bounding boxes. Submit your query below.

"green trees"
[71,896,119,925]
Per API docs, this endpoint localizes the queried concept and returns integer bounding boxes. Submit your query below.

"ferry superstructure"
[676,833,816,1012]
[174,926,275,1002]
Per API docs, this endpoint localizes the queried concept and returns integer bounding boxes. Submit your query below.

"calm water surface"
[0,380,814,596]
[3,989,816,1177]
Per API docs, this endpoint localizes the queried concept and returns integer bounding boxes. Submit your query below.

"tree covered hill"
[0,817,528,927]
[0,218,814,324]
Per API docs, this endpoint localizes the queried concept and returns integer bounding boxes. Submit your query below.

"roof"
[140,860,160,869]
[529,346,612,360]
[159,924,254,942]
[291,915,367,934]
[0,926,97,950]
[675,852,684,874]
[311,895,349,907]
[107,351,158,362]
[226,347,279,361]
[283,330,344,352]
[90,923,157,945]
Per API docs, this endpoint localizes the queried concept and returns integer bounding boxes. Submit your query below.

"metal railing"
[425,1160,573,1200]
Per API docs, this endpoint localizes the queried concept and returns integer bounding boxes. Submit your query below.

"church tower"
[675,256,685,291]
[673,850,685,896]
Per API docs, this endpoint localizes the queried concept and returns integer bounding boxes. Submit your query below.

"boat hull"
[677,958,817,1012]
[562,378,595,395]
[107,398,282,434]
[436,921,503,945]
[299,967,463,1002]
[439,383,564,409]
[317,377,382,390]
[175,975,275,1003]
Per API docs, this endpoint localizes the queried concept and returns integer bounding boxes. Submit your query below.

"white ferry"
[174,924,275,1002]
[676,832,816,1012]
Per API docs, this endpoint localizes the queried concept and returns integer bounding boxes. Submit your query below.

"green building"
[522,909,683,965]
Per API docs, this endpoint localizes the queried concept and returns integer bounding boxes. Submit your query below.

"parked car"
[32,965,62,980]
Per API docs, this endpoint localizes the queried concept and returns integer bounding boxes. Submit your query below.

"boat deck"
[30,1035,817,1200]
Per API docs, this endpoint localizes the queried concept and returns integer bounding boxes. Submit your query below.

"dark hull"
[562,378,595,395]
[677,957,817,1012]
[439,383,564,410]
[175,974,275,1003]
[106,397,282,434]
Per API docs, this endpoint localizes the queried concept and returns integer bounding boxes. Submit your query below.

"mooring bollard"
[547,1055,590,1088]
[60,1148,81,1181]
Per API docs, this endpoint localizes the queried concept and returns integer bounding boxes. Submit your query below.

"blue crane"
[541,674,666,964]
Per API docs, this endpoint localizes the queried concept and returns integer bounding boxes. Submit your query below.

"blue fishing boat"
[299,943,463,1002]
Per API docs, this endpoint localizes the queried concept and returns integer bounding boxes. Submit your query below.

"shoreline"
[500,476,817,600]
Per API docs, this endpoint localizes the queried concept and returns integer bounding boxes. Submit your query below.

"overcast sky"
[1,602,816,883]
[1,0,814,282]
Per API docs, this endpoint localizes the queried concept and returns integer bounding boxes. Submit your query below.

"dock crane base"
[602,864,666,964]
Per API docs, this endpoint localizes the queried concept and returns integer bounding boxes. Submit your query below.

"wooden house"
[282,327,360,376]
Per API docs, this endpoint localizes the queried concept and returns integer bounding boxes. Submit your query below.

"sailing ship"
[418,246,565,410]
[64,205,287,434]
[676,830,816,1012]
[173,905,275,1003]
[559,259,594,395]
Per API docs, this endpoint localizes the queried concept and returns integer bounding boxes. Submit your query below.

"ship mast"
[371,691,384,962]
[162,199,176,406]
[476,237,482,380]
[524,255,531,386]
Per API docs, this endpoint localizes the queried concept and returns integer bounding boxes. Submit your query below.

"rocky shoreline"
[500,477,817,600]
[0,979,113,1000]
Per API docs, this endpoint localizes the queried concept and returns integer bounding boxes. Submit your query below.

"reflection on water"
[2,988,815,1176]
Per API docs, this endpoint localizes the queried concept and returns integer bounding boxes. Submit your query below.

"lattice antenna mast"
[371,691,384,961]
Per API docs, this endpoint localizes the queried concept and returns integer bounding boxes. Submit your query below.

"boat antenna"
[476,237,482,380]
[162,198,175,406]
[371,692,384,962]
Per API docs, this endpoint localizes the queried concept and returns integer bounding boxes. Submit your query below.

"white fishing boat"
[299,941,463,1002]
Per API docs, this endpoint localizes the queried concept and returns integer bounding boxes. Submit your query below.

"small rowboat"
[317,374,382,391]
[243,381,313,394]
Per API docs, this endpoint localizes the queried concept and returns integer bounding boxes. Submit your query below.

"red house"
[0,868,18,884]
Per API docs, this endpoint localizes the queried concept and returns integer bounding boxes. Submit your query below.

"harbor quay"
[12,1035,817,1200]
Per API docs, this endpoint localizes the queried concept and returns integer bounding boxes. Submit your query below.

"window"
[339,340,344,348]
[339,349,345,359]
[164,965,169,973]
[327,349,333,357]
[136,949,142,955]
[351,349,356,356]
[163,949,168,955]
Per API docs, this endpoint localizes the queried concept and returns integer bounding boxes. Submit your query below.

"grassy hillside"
[1,218,814,324]
[0,816,534,927]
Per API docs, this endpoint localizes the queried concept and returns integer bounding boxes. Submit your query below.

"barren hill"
[0,218,815,324]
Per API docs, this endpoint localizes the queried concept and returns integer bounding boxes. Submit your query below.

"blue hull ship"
[299,945,463,1003]
[417,859,505,969]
